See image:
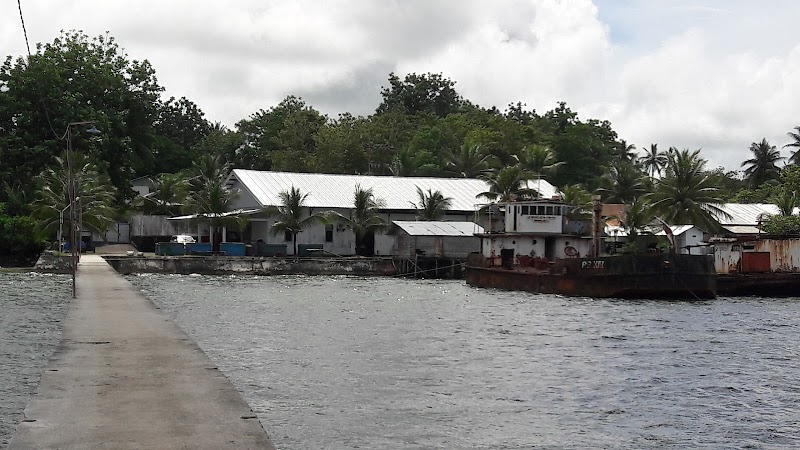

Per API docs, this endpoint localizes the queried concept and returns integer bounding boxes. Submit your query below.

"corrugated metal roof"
[655,225,697,236]
[723,225,761,234]
[393,221,484,236]
[228,170,558,212]
[168,209,262,220]
[715,203,779,225]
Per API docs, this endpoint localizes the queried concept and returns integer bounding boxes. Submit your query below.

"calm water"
[125,274,800,449]
[0,272,71,448]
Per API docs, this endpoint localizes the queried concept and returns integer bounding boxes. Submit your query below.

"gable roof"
[392,221,484,236]
[714,203,780,225]
[227,169,559,212]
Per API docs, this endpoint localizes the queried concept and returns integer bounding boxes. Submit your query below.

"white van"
[170,234,196,244]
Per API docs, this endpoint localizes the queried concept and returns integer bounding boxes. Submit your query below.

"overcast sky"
[2,0,799,171]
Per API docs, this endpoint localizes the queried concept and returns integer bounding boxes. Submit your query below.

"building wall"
[393,234,479,258]
[714,238,800,274]
[504,204,565,234]
[480,235,591,265]
[129,214,178,237]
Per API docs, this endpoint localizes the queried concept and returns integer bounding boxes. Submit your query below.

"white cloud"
[2,0,799,170]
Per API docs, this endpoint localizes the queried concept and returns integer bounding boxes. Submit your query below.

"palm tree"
[647,148,730,232]
[134,173,187,215]
[514,144,564,180]
[785,125,800,164]
[442,143,498,178]
[326,185,388,255]
[267,186,326,255]
[639,143,667,178]
[560,184,592,222]
[183,178,240,252]
[185,153,232,194]
[477,166,536,202]
[598,161,647,204]
[773,188,797,216]
[742,138,783,187]
[412,187,452,221]
[620,198,655,242]
[613,139,638,163]
[30,152,117,243]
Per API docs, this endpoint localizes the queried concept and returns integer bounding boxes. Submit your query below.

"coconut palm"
[620,198,655,242]
[442,143,498,178]
[183,178,240,252]
[30,152,118,242]
[477,166,536,202]
[267,186,326,255]
[185,153,232,194]
[598,161,647,204]
[514,144,564,181]
[742,138,783,187]
[134,173,187,215]
[560,184,592,221]
[639,143,667,178]
[785,125,800,164]
[647,148,730,232]
[412,187,452,221]
[613,139,638,163]
[325,185,388,255]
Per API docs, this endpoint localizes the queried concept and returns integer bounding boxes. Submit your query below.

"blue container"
[188,243,212,253]
[156,242,186,256]
[220,242,246,256]
[298,244,324,257]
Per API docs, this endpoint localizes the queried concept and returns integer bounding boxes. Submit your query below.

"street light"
[57,196,79,253]
[63,121,100,298]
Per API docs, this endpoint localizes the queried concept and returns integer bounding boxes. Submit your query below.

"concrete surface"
[9,255,275,449]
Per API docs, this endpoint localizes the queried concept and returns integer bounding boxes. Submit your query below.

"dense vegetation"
[2,31,800,262]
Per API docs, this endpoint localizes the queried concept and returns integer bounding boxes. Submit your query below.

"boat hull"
[466,253,716,299]
[717,272,800,296]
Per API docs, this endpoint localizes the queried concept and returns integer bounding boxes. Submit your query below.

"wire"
[16,0,31,56]
[16,0,60,139]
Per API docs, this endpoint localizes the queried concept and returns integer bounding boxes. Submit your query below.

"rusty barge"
[465,196,717,299]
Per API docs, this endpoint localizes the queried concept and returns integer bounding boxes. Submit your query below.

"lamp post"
[57,197,79,253]
[63,121,100,298]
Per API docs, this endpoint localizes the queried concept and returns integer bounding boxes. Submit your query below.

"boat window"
[546,206,554,215]
[743,244,755,250]
[537,205,546,215]
[521,205,529,215]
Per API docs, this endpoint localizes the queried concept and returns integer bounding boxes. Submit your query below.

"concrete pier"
[9,255,275,449]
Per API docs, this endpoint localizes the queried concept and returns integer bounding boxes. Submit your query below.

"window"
[537,205,546,215]
[545,206,554,215]
[325,224,334,242]
[521,205,529,215]
[285,230,293,242]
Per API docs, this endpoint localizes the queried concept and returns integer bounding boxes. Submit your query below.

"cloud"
[2,0,800,170]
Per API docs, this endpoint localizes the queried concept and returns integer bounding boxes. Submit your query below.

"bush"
[761,215,800,236]
[0,204,47,266]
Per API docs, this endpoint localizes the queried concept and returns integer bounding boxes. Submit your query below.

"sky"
[2,0,799,171]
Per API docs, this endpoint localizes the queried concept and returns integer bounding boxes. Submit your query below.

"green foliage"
[412,187,453,221]
[648,149,730,232]
[741,138,783,187]
[325,185,387,255]
[267,186,327,254]
[785,125,800,164]
[762,215,800,235]
[478,166,536,202]
[377,72,464,117]
[0,203,46,263]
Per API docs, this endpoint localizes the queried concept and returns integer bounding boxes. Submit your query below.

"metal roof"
[714,203,780,225]
[168,209,262,220]
[722,225,761,234]
[655,225,699,236]
[228,170,559,212]
[392,221,484,236]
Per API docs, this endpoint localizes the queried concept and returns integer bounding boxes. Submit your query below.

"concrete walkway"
[10,255,275,449]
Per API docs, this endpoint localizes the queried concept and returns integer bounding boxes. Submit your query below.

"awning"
[167,209,263,221]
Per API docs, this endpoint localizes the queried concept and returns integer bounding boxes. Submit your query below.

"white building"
[223,170,558,256]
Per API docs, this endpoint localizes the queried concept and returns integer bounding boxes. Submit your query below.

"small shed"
[392,221,483,258]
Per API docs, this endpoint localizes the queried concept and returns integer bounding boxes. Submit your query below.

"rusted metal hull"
[718,273,800,296]
[466,253,716,299]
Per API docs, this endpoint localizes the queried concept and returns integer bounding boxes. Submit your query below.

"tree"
[612,139,637,163]
[183,178,240,252]
[598,161,646,204]
[0,30,164,205]
[441,143,497,178]
[30,151,118,241]
[478,166,536,202]
[325,185,388,255]
[267,186,326,255]
[741,138,783,187]
[639,143,667,178]
[134,173,186,215]
[785,125,800,164]
[514,144,564,181]
[412,187,452,221]
[647,149,730,232]
[376,72,463,117]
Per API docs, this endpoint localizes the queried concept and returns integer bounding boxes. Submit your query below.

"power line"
[16,0,60,139]
[17,0,32,56]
